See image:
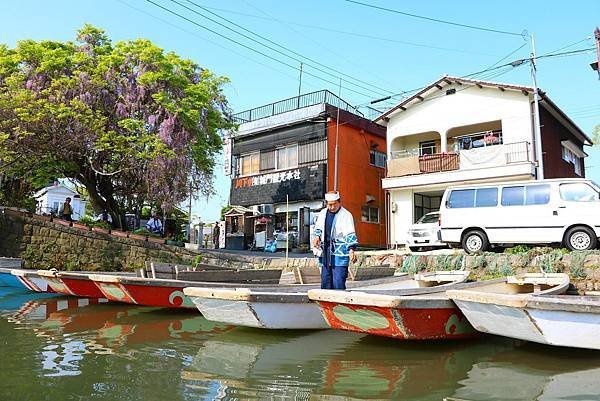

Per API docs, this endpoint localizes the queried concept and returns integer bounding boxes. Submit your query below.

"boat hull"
[315,300,476,340]
[93,280,195,309]
[190,297,329,329]
[10,269,54,292]
[455,299,600,350]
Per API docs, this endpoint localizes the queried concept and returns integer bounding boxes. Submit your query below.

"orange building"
[227,90,387,249]
[326,109,387,247]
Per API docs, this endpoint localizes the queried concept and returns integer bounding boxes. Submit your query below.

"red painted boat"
[89,269,284,309]
[308,271,479,340]
[37,270,134,299]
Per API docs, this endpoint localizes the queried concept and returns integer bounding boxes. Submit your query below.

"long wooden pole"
[285,194,289,267]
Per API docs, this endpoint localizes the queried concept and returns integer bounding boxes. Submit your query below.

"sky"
[1,0,598,223]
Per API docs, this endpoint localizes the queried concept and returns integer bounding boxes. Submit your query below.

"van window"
[525,184,551,205]
[560,183,599,202]
[501,186,524,206]
[448,189,475,208]
[475,188,498,207]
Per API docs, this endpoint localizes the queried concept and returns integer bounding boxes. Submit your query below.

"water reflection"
[450,344,600,401]
[183,328,519,401]
[2,287,600,401]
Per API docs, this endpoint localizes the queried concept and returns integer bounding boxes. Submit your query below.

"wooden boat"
[9,269,56,293]
[308,270,475,339]
[36,262,233,299]
[446,273,571,346]
[0,258,28,289]
[90,268,285,309]
[37,270,135,298]
[183,269,462,330]
[516,294,600,350]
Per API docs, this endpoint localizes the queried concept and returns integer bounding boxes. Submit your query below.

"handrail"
[231,90,363,124]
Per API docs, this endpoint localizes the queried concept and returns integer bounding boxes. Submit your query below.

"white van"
[439,178,600,253]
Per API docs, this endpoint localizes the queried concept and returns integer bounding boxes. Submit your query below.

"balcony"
[387,141,532,179]
[232,90,362,124]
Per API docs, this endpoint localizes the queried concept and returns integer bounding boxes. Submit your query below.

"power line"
[115,0,319,92]
[144,0,376,99]
[191,4,500,57]
[171,0,391,97]
[341,0,524,37]
[239,0,401,92]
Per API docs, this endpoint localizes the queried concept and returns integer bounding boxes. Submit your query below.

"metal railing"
[232,90,363,124]
[504,141,531,164]
[418,153,460,173]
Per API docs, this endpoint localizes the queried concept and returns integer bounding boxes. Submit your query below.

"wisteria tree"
[0,25,232,228]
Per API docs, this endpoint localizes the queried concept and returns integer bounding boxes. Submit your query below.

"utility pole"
[530,33,544,180]
[333,78,342,191]
[592,27,600,78]
[298,62,303,97]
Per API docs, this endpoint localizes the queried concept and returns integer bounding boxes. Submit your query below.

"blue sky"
[1,0,598,222]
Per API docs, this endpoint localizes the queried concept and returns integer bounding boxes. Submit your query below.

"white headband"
[324,192,340,201]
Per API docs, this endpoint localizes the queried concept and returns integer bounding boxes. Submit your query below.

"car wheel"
[462,230,489,254]
[564,226,597,251]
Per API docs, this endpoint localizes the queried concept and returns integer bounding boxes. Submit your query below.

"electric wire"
[341,0,524,37]
[239,0,400,92]
[170,0,391,97]
[144,0,377,99]
[115,0,318,93]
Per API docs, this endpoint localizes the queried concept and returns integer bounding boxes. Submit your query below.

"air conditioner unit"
[250,205,260,213]
[258,204,274,215]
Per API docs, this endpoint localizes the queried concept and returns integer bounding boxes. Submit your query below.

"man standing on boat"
[312,191,358,290]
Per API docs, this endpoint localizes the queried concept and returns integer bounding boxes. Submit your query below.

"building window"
[240,152,260,176]
[562,146,582,176]
[276,144,298,170]
[414,194,441,221]
[369,149,386,168]
[455,130,503,151]
[419,141,436,156]
[361,206,379,223]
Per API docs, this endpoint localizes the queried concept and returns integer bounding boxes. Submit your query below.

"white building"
[376,76,592,246]
[34,183,87,220]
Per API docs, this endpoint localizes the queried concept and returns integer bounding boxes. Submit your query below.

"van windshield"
[560,183,600,202]
[416,213,439,224]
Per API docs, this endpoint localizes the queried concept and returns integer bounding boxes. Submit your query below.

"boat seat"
[294,265,395,284]
[177,268,282,284]
[138,262,192,279]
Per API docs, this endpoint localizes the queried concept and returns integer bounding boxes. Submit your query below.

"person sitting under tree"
[146,213,163,235]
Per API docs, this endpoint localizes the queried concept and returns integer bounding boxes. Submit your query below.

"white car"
[406,212,446,252]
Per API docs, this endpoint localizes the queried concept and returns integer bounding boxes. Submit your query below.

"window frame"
[239,152,260,176]
[369,149,386,168]
[361,206,380,223]
[276,143,298,171]
[419,140,436,156]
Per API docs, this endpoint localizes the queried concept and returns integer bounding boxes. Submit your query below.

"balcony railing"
[231,90,363,124]
[387,141,532,178]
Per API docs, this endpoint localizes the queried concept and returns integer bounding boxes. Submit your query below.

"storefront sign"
[223,135,232,176]
[233,169,301,189]
[230,164,326,206]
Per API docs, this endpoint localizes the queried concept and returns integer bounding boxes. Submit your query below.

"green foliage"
[220,205,232,220]
[0,25,234,226]
[77,215,111,230]
[192,254,203,267]
[592,124,600,146]
[504,245,530,254]
[133,227,160,237]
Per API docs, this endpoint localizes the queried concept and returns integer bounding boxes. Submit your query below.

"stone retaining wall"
[0,209,199,271]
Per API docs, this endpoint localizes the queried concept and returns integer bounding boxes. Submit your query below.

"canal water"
[2,287,600,401]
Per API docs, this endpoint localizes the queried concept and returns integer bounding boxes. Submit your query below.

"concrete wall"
[0,209,198,271]
[386,84,533,153]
